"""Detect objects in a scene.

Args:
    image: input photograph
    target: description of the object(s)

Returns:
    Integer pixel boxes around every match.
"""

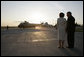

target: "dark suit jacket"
[66,16,75,33]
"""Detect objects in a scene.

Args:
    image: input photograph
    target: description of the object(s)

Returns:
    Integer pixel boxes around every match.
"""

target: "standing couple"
[57,11,75,48]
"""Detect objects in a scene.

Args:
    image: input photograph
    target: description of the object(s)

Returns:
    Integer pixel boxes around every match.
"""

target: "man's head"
[59,12,64,18]
[67,11,72,17]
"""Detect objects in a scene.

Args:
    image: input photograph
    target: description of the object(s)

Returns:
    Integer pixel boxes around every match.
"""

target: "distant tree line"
[75,22,83,27]
[54,22,83,29]
[54,22,83,27]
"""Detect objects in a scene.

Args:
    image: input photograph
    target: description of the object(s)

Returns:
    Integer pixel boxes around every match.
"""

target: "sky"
[1,1,83,26]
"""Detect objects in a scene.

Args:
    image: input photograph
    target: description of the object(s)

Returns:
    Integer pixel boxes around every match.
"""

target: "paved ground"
[1,27,83,56]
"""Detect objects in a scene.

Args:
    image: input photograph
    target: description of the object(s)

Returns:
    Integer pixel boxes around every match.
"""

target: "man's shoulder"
[71,16,75,19]
[68,16,75,21]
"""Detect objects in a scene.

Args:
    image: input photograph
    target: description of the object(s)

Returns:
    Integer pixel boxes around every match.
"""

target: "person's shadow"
[58,47,83,56]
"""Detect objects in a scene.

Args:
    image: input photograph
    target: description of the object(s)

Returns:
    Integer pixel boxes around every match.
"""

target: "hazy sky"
[1,1,83,26]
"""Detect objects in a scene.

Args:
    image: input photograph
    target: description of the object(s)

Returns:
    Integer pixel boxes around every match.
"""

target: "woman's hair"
[59,12,64,17]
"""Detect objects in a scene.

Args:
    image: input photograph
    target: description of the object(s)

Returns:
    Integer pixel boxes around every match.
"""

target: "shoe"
[61,47,64,48]
[58,46,61,48]
[66,46,74,48]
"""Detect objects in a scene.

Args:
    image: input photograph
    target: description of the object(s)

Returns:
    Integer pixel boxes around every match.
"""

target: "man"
[7,25,9,30]
[66,11,75,48]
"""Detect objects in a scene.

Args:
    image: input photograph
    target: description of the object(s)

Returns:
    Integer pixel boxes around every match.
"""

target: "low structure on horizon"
[18,21,41,28]
[18,21,54,28]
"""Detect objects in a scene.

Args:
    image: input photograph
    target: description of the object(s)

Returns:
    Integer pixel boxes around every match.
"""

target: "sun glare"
[31,12,42,19]
[30,11,44,23]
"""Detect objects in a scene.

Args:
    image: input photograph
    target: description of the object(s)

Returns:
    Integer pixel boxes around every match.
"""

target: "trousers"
[67,32,75,47]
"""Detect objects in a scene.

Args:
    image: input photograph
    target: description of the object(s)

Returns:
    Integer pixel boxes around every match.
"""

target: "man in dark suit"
[66,11,76,48]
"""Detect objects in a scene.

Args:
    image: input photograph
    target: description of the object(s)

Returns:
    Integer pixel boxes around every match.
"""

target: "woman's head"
[59,12,65,18]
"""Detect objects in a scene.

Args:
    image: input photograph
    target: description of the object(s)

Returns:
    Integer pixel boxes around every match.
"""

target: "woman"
[57,12,66,48]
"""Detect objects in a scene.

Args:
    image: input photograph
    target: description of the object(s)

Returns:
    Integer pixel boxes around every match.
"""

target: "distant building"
[18,21,41,28]
[41,22,53,27]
